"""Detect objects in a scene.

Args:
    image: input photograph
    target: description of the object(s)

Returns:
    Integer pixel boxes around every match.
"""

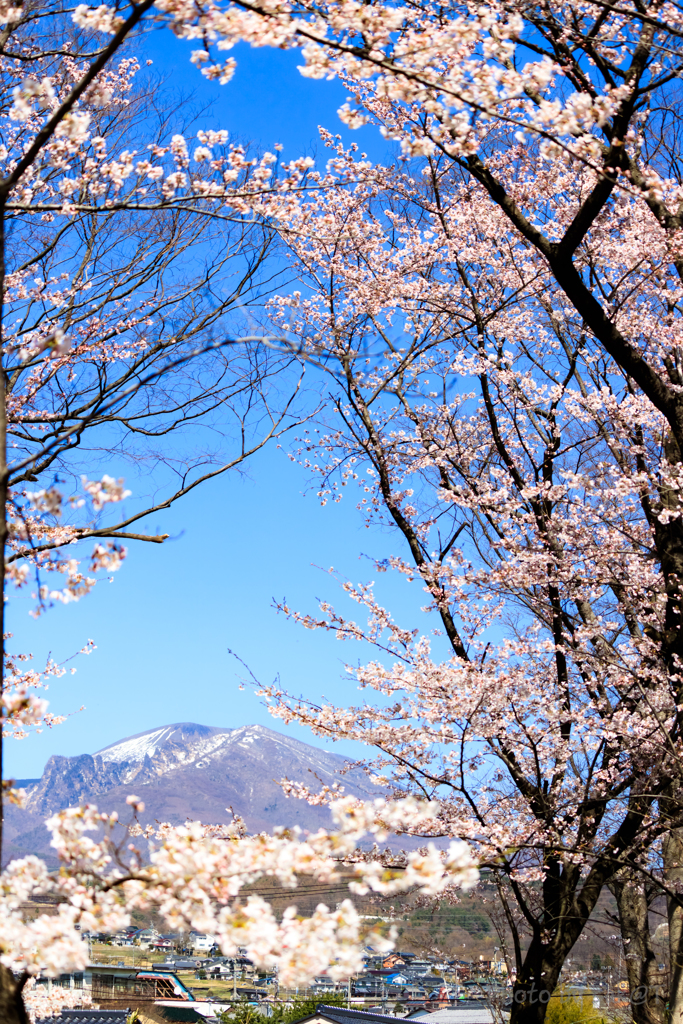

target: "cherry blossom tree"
[24,0,676,1019]
[0,7,481,1022]
[220,134,683,1024]
[140,1,683,1020]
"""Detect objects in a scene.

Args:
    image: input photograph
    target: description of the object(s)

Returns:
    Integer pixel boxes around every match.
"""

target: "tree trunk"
[0,967,29,1024]
[610,873,667,1024]
[508,951,560,1024]
[665,829,683,1024]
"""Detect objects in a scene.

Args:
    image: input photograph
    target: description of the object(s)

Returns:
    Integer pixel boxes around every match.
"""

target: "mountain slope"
[6,722,380,862]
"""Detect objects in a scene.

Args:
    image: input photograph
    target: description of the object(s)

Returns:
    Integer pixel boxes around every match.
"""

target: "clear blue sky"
[6,32,419,780]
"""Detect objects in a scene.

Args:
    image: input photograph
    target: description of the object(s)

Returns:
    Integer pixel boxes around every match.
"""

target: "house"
[420,977,445,991]
[133,927,159,948]
[311,977,338,994]
[450,963,471,981]
[382,955,407,969]
[189,932,217,952]
[352,979,384,997]
[34,963,222,1021]
[385,974,409,986]
[34,964,192,1002]
[404,961,435,975]
[401,985,426,999]
[207,963,232,977]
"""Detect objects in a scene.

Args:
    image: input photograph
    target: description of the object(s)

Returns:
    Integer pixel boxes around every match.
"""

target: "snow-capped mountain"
[97,722,233,768]
[6,722,380,863]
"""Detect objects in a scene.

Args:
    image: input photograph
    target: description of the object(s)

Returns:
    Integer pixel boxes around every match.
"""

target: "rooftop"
[406,1009,496,1024]
[35,1012,130,1024]
[308,1004,404,1024]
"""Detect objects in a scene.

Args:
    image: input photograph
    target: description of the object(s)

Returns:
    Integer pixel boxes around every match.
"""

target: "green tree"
[545,990,606,1024]
[221,993,349,1024]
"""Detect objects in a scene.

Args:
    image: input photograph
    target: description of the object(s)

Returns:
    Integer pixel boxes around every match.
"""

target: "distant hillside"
[4,722,382,864]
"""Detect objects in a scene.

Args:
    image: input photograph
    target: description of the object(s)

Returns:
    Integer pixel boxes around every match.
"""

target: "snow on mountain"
[96,722,234,771]
[95,722,360,784]
[96,725,197,763]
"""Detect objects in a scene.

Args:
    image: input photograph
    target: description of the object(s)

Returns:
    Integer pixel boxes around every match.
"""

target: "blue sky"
[144,30,390,164]
[6,33,417,780]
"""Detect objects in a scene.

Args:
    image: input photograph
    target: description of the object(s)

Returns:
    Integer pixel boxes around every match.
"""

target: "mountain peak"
[96,722,231,764]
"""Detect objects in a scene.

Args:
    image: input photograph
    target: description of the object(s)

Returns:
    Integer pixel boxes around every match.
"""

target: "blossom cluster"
[0,797,478,991]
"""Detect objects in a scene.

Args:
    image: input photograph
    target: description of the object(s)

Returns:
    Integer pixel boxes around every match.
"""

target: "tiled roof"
[36,1012,130,1024]
[406,1009,496,1024]
[293,1001,502,1024]
[314,1005,403,1024]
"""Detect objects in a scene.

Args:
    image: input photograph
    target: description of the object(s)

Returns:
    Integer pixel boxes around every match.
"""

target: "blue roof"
[137,968,195,1000]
